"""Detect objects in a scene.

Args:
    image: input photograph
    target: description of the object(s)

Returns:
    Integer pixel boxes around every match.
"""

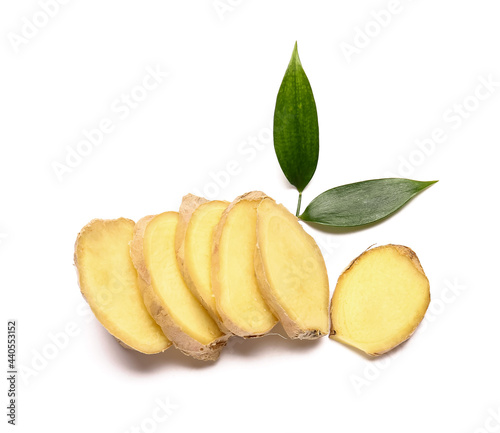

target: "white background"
[1,1,500,432]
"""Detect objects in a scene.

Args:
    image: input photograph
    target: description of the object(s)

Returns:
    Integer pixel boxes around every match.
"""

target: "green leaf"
[274,42,319,193]
[300,178,437,227]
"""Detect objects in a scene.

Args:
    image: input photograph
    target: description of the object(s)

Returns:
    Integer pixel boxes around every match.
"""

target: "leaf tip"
[291,41,300,64]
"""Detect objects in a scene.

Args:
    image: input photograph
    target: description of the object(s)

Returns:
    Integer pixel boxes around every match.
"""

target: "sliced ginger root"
[212,192,278,337]
[131,212,227,361]
[330,244,430,356]
[255,198,329,339]
[175,195,229,330]
[74,218,171,354]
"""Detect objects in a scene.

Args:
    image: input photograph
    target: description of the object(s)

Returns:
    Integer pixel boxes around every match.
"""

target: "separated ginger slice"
[255,198,329,339]
[74,218,171,354]
[330,244,430,356]
[175,195,229,329]
[212,192,278,337]
[131,212,227,361]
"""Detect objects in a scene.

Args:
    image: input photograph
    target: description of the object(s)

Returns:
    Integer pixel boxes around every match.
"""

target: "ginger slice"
[74,218,171,354]
[212,192,278,337]
[175,195,230,330]
[131,212,227,361]
[255,198,329,339]
[330,244,430,356]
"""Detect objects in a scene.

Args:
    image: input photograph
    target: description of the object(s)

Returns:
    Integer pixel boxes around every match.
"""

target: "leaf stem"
[296,192,302,217]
